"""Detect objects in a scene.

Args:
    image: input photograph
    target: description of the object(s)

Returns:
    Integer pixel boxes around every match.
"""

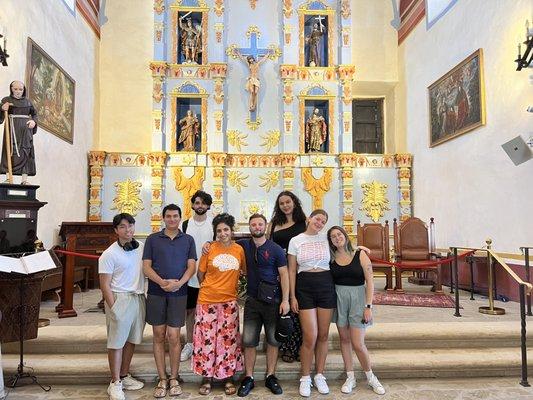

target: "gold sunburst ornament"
[259,171,280,192]
[227,130,248,151]
[111,179,144,216]
[228,170,249,192]
[360,181,390,222]
[260,130,281,151]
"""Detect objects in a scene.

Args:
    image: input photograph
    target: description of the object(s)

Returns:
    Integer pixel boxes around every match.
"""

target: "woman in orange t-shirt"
[192,213,246,396]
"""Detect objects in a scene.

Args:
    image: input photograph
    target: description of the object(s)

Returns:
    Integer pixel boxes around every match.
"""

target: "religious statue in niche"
[178,109,200,151]
[179,13,202,64]
[0,81,38,184]
[234,49,273,112]
[305,15,327,67]
[305,108,327,152]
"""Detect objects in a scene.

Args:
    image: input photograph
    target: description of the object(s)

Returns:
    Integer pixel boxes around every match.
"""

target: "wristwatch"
[365,304,373,309]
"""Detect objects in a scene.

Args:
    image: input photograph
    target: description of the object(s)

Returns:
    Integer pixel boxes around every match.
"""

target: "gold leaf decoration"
[111,179,144,216]
[228,170,249,192]
[173,167,205,220]
[259,171,280,193]
[246,117,262,130]
[260,130,281,151]
[359,181,390,222]
[227,130,248,151]
[267,45,282,60]
[301,168,332,209]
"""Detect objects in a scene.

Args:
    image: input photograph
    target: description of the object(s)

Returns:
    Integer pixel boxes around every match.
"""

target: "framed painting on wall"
[26,38,76,144]
[428,49,485,148]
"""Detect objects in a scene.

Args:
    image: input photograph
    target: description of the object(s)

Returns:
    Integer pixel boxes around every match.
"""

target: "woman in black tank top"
[268,191,306,363]
[327,226,385,395]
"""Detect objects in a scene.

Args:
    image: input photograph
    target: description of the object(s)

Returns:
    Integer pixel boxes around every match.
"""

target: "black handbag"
[257,280,280,304]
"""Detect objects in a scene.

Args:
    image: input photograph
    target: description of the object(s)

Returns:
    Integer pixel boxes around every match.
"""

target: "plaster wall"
[398,0,533,252]
[0,0,98,247]
[98,0,153,152]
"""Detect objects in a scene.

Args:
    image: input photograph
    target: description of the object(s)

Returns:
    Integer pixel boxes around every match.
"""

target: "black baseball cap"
[275,313,294,343]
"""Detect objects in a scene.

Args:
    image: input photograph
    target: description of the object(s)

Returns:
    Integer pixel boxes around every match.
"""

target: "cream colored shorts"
[105,292,146,349]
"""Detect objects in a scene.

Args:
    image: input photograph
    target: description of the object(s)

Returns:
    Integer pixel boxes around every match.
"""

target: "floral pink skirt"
[192,300,243,379]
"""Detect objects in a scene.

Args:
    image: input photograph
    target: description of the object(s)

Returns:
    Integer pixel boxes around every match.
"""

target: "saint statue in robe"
[234,50,272,112]
[305,22,324,67]
[0,81,38,184]
[305,108,327,152]
[178,110,199,151]
[180,17,201,64]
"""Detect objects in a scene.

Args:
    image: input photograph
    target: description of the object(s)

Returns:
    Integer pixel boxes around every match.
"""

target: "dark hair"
[162,203,181,218]
[112,213,135,229]
[270,191,306,228]
[10,81,27,98]
[327,225,354,255]
[212,213,235,234]
[249,213,267,224]
[190,190,213,207]
[309,209,328,220]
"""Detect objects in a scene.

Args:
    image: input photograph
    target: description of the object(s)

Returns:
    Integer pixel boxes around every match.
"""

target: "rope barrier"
[369,250,476,268]
[54,249,100,260]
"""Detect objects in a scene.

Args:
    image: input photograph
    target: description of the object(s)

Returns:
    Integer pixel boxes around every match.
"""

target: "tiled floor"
[3,377,533,399]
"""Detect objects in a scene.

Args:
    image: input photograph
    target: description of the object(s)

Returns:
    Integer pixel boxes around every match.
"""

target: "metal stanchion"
[479,239,505,315]
[524,248,532,316]
[519,284,530,387]
[467,255,475,300]
[453,248,461,317]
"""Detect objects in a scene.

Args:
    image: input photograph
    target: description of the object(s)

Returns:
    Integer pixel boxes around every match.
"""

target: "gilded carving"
[283,112,293,134]
[341,27,351,47]
[150,61,168,76]
[242,201,266,222]
[154,0,164,14]
[111,179,144,216]
[227,170,249,192]
[260,130,281,152]
[311,156,324,167]
[154,22,164,42]
[283,25,292,45]
[173,167,205,220]
[214,23,224,43]
[341,0,351,19]
[280,65,297,80]
[209,63,228,78]
[249,0,257,9]
[283,0,293,18]
[342,81,351,105]
[283,80,293,104]
[214,79,224,104]
[338,65,356,81]
[214,110,224,133]
[259,171,280,193]
[360,181,390,223]
[153,77,164,103]
[214,0,224,16]
[343,112,352,134]
[301,168,333,209]
[227,130,249,152]
[246,117,262,131]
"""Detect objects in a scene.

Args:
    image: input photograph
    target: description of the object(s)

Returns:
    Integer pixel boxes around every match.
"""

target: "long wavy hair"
[327,225,355,256]
[270,191,306,229]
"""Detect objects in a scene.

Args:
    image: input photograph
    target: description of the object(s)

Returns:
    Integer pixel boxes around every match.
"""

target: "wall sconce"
[0,26,8,67]
[515,20,532,71]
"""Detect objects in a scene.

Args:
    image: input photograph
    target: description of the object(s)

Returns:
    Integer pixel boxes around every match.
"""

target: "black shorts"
[296,271,336,310]
[186,286,199,310]
[242,296,279,348]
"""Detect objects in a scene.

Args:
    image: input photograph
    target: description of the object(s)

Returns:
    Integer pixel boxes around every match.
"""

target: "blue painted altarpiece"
[88,0,413,239]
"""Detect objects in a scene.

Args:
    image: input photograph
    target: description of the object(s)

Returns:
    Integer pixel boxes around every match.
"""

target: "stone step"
[2,348,532,385]
[2,321,530,354]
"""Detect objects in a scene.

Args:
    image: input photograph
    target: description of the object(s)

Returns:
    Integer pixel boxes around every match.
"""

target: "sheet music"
[0,255,19,273]
[20,251,57,274]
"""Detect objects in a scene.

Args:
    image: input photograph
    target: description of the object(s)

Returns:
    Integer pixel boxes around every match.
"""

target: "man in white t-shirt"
[99,213,146,400]
[179,190,214,362]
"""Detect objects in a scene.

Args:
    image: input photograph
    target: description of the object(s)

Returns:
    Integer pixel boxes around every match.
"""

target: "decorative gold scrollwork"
[228,170,249,192]
[259,171,280,193]
[173,167,205,220]
[359,181,391,222]
[301,168,332,209]
[111,179,144,216]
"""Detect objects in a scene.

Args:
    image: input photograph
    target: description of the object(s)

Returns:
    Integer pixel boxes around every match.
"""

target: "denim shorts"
[242,296,280,347]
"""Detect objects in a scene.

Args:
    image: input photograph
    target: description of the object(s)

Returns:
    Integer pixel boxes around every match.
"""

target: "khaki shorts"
[105,292,146,349]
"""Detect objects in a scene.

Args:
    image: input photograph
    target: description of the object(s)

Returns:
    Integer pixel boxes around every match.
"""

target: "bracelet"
[365,304,373,309]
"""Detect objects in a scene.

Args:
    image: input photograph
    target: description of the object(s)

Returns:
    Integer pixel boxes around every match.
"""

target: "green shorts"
[333,284,372,329]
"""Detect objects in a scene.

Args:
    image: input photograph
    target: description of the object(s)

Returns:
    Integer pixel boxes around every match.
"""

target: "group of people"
[98,190,385,400]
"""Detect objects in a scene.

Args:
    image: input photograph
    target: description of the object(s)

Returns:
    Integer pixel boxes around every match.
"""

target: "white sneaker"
[341,376,356,394]
[368,374,385,395]
[313,373,329,394]
[180,342,193,361]
[107,380,125,400]
[121,373,144,390]
[299,376,312,397]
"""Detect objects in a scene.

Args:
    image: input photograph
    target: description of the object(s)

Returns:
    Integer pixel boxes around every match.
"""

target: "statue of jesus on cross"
[233,50,272,112]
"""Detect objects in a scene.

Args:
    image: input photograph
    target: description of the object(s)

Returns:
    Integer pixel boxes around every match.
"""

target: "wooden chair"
[356,220,393,291]
[393,217,442,293]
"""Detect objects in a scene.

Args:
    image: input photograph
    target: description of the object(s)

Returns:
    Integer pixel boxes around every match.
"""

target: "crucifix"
[231,31,273,119]
[315,15,325,31]
[306,15,326,67]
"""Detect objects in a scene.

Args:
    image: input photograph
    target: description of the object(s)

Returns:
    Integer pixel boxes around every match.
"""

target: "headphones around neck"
[118,238,139,252]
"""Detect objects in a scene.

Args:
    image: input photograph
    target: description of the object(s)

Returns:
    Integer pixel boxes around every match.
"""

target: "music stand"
[0,252,51,392]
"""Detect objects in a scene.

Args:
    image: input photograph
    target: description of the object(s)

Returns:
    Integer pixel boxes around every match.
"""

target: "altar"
[88,0,413,236]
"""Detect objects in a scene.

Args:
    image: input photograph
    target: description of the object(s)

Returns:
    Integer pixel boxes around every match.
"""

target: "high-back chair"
[356,220,393,291]
[393,217,442,293]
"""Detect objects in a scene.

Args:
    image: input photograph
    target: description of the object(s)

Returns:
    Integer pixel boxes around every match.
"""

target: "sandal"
[154,378,168,398]
[281,353,295,363]
[198,379,212,396]
[224,380,237,396]
[169,377,182,396]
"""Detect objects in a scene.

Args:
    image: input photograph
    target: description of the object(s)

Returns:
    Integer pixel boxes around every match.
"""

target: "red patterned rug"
[373,292,459,308]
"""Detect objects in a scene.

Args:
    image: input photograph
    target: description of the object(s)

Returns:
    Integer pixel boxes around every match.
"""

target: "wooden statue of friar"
[0,81,38,185]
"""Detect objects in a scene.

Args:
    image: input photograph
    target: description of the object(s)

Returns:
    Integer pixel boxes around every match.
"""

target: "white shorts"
[105,292,146,349]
